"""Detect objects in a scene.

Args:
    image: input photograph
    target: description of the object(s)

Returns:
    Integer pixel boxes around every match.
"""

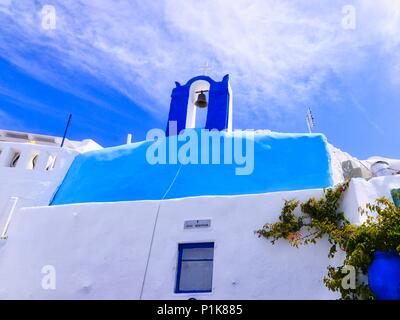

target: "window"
[391,189,400,208]
[175,242,214,294]
[45,154,57,171]
[27,153,39,170]
[8,151,21,167]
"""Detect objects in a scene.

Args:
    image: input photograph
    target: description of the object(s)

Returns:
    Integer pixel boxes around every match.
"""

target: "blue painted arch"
[166,75,231,136]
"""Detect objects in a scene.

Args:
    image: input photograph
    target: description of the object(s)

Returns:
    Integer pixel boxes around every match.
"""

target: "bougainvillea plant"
[256,182,400,300]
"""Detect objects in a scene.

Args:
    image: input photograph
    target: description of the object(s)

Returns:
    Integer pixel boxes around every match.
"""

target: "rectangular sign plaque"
[184,219,211,230]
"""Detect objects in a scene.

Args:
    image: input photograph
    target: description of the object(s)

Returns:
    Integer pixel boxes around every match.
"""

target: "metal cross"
[199,61,212,76]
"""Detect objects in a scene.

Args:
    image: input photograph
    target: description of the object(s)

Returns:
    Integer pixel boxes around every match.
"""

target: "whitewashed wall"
[327,143,368,185]
[0,171,398,299]
[142,190,344,300]
[341,175,400,224]
[0,188,344,300]
[0,142,79,231]
[0,201,160,299]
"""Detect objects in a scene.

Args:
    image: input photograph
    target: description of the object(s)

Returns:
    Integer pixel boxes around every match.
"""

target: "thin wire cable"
[355,159,374,175]
[139,164,183,299]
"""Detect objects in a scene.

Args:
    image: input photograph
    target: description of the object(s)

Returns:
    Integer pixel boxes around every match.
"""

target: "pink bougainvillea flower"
[297,232,302,238]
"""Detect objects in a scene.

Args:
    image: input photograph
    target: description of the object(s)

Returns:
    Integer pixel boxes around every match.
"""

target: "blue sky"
[0,0,399,159]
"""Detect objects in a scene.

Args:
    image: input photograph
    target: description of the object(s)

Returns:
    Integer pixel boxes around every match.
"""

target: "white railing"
[0,197,18,240]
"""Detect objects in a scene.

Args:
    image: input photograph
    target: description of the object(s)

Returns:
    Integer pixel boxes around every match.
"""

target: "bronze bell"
[195,91,208,108]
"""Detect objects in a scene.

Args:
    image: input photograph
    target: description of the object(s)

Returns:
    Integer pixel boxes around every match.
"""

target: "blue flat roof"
[51,130,333,205]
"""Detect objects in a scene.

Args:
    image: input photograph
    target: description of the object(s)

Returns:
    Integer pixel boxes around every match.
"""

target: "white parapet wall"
[341,174,400,225]
[0,141,79,230]
[0,131,102,236]
[327,143,372,185]
[0,188,348,300]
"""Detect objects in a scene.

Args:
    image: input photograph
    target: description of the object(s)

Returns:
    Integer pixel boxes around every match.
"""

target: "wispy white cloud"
[0,0,400,127]
[0,109,23,130]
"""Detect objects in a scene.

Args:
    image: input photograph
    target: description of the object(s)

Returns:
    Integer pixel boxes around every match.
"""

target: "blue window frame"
[391,189,400,207]
[175,242,214,294]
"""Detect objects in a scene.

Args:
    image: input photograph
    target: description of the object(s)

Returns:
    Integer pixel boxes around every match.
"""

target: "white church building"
[0,75,399,299]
